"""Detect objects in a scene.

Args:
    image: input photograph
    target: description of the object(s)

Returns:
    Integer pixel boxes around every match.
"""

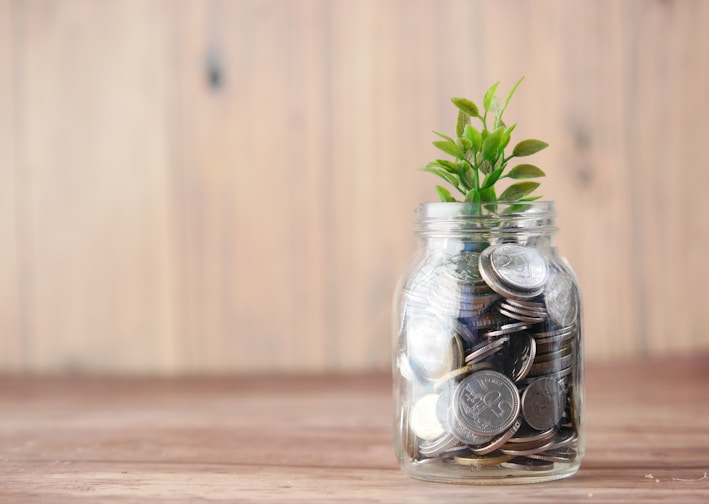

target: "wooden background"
[1,0,708,374]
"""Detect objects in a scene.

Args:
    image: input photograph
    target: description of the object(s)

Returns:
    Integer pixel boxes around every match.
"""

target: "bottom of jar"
[400,459,581,485]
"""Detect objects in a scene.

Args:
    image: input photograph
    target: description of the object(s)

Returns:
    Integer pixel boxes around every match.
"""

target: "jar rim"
[416,201,555,217]
[415,201,557,237]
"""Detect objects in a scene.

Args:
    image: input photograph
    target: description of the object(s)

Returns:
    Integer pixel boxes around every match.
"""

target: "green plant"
[421,77,548,203]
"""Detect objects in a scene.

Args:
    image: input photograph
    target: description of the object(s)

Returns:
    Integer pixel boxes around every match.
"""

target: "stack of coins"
[401,243,581,471]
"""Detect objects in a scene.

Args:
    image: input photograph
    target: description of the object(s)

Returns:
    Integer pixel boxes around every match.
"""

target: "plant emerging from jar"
[422,77,549,205]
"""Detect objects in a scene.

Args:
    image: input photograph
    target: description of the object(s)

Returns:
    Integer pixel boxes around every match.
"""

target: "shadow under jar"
[392,202,584,484]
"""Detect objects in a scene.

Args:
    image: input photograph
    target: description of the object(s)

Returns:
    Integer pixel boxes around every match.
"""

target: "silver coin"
[498,306,547,324]
[500,437,556,456]
[528,447,578,463]
[502,457,555,471]
[470,418,523,455]
[506,298,547,313]
[544,269,578,328]
[519,365,573,385]
[521,377,566,431]
[405,315,462,381]
[500,301,548,319]
[479,248,545,300]
[507,426,557,444]
[448,410,495,446]
[419,432,464,457]
[410,393,447,441]
[446,251,483,283]
[528,354,575,375]
[465,336,510,364]
[504,332,537,382]
[453,370,521,436]
[489,244,549,291]
[483,322,530,337]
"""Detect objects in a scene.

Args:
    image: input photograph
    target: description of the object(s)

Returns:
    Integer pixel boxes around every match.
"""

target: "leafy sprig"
[421,78,548,203]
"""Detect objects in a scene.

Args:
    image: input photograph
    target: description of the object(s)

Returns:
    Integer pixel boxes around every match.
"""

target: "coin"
[503,332,536,382]
[544,268,578,328]
[489,244,549,291]
[507,425,557,444]
[470,418,522,455]
[434,361,496,393]
[446,251,483,282]
[483,322,530,338]
[406,315,462,380]
[479,248,545,300]
[528,447,577,463]
[506,298,547,313]
[521,377,566,431]
[410,393,447,441]
[498,306,546,323]
[465,336,510,364]
[448,410,495,446]
[419,432,464,458]
[502,457,555,471]
[453,370,521,436]
[454,452,514,467]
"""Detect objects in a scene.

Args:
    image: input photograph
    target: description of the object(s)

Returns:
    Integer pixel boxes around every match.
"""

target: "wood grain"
[1,356,709,502]
[2,0,709,373]
[16,0,180,372]
[0,0,23,370]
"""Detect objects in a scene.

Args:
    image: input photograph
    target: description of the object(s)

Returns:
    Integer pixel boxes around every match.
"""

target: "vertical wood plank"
[623,0,709,356]
[0,0,24,370]
[176,0,331,372]
[19,0,180,372]
[551,0,640,359]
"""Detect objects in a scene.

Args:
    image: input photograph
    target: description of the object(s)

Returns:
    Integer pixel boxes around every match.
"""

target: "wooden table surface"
[2,356,709,503]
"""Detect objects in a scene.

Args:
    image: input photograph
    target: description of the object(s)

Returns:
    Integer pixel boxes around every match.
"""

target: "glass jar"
[392,202,584,484]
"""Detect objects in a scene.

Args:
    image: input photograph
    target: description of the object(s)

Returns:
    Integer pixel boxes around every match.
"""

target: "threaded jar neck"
[415,201,558,240]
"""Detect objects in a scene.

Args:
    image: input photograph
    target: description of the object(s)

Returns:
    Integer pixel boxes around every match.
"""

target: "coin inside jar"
[452,370,521,437]
[490,244,548,291]
[405,315,462,380]
[409,393,446,441]
[521,377,566,431]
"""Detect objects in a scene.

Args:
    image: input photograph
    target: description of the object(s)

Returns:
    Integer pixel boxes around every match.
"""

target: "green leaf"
[451,97,480,118]
[433,131,455,143]
[484,82,500,112]
[520,195,543,202]
[435,185,457,202]
[433,140,465,159]
[499,181,540,201]
[482,165,506,189]
[501,77,524,118]
[512,139,549,157]
[479,159,493,176]
[464,188,481,203]
[431,159,459,174]
[456,110,469,138]
[420,165,462,191]
[460,164,475,190]
[460,137,473,151]
[500,123,517,150]
[481,128,504,162]
[507,164,546,179]
[480,186,497,202]
[464,124,482,153]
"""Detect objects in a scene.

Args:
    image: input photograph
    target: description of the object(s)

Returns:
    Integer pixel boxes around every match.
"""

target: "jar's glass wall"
[392,202,584,484]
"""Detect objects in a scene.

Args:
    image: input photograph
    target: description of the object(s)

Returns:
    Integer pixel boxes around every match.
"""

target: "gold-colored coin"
[454,452,514,467]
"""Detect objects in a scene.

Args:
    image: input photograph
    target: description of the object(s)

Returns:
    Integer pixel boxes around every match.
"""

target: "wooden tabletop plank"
[1,357,709,502]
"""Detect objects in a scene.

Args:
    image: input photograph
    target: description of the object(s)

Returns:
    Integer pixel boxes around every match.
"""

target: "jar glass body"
[392,202,584,484]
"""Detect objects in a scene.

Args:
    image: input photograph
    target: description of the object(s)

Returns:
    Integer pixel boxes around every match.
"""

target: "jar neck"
[415,202,558,249]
